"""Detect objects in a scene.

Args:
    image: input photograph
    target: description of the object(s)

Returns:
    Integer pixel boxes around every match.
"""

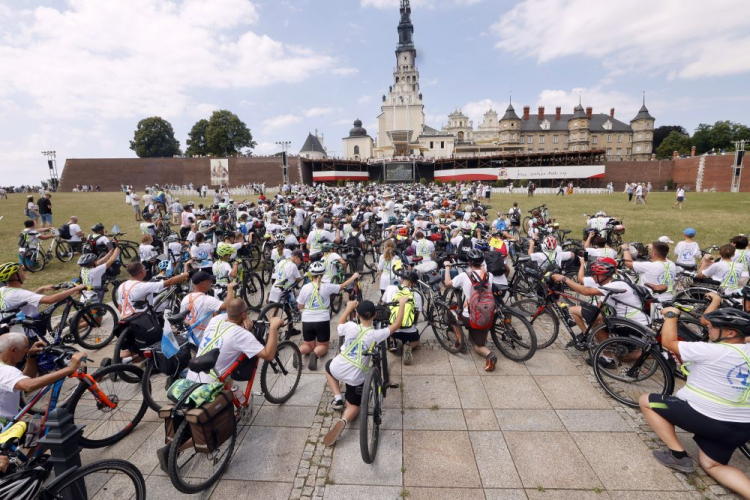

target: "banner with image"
[210,159,229,185]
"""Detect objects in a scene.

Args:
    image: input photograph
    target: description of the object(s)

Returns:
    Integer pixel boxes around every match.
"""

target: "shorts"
[40,214,52,224]
[392,330,420,343]
[648,394,750,465]
[69,241,83,253]
[677,197,685,202]
[459,315,489,347]
[133,205,140,214]
[325,360,363,406]
[303,321,330,343]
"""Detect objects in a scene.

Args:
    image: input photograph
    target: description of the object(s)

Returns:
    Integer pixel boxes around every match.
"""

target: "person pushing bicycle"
[0,262,86,319]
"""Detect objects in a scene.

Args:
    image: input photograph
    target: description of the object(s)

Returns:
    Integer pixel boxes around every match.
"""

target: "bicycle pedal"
[388,383,400,389]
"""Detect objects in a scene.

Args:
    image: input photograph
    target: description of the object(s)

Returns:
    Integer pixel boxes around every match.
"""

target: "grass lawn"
[1,190,748,291]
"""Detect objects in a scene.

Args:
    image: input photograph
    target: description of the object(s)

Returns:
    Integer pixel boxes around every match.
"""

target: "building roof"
[501,104,520,121]
[300,133,326,154]
[631,104,655,122]
[572,104,588,119]
[515,113,632,132]
[348,119,368,137]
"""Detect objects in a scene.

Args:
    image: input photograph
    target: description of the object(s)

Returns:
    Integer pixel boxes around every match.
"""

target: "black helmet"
[351,221,361,229]
[704,309,750,337]
[467,249,484,265]
[91,223,104,233]
[402,271,419,283]
[77,253,98,267]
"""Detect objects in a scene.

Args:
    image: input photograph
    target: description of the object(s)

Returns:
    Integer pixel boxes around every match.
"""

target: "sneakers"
[586,356,616,370]
[156,445,170,474]
[308,353,318,371]
[485,352,498,372]
[403,344,413,366]
[331,397,344,411]
[653,449,695,473]
[324,419,346,447]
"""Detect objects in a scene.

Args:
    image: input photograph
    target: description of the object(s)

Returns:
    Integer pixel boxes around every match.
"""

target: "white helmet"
[595,211,606,217]
[542,236,558,251]
[309,261,326,276]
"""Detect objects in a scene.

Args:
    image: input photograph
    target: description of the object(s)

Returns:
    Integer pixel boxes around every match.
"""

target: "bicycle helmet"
[158,260,170,271]
[91,223,105,233]
[588,257,617,278]
[466,249,484,265]
[595,211,606,217]
[281,225,290,232]
[275,233,285,242]
[309,261,326,276]
[704,309,750,337]
[542,236,558,251]
[475,239,490,251]
[398,227,409,237]
[166,234,180,243]
[77,253,98,267]
[0,262,21,282]
[216,243,234,258]
[322,242,336,252]
[402,270,419,283]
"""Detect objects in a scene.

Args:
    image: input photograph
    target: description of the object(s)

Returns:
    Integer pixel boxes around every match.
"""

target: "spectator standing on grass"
[170,198,182,225]
[24,196,39,221]
[131,191,141,221]
[66,216,85,254]
[37,193,52,228]
[626,183,634,202]
[673,186,686,210]
[125,190,131,205]
[634,183,645,204]
[556,181,565,196]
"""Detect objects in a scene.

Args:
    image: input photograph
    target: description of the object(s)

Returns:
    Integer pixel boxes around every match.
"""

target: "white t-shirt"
[212,261,232,283]
[385,201,395,217]
[632,261,677,301]
[139,244,158,262]
[271,247,292,265]
[587,247,618,260]
[703,260,743,292]
[732,249,750,277]
[582,277,649,326]
[676,342,750,422]
[297,282,340,322]
[378,255,402,290]
[0,363,28,420]
[68,223,83,242]
[674,241,700,267]
[270,260,301,302]
[412,239,435,261]
[677,188,685,198]
[186,315,263,383]
[117,280,165,318]
[191,243,214,269]
[322,253,343,283]
[307,229,335,255]
[0,287,44,317]
[329,322,391,386]
[382,285,423,333]
[530,249,574,271]
[180,292,224,342]
[451,270,494,318]
[80,264,107,301]
[181,212,196,228]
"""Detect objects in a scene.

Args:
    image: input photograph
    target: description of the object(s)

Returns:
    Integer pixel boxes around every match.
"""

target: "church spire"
[397,0,415,54]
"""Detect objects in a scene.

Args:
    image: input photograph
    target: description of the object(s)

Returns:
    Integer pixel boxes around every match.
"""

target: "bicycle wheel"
[592,336,673,408]
[120,243,138,262]
[522,216,532,236]
[491,309,537,361]
[43,300,73,343]
[430,301,464,354]
[248,244,262,268]
[23,249,45,272]
[71,302,118,350]
[168,416,236,494]
[48,458,146,500]
[112,330,141,383]
[55,240,74,262]
[261,340,302,404]
[740,443,750,460]
[511,299,559,349]
[66,364,148,448]
[257,303,295,341]
[363,249,377,270]
[110,279,122,308]
[360,367,382,464]
[241,272,265,311]
[261,259,273,285]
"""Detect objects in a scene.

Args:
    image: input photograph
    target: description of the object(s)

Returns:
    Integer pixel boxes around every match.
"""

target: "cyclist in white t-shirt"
[674,228,700,270]
[179,271,230,343]
[698,245,743,294]
[622,241,677,302]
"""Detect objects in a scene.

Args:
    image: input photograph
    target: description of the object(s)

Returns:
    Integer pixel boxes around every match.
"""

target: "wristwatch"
[663,311,680,319]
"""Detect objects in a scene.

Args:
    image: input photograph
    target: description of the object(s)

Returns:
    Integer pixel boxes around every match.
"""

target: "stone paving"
[76,284,750,500]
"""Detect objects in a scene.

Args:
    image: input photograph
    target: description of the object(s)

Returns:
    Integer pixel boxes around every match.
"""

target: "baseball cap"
[356,300,377,319]
[291,250,304,259]
[658,236,674,244]
[191,271,215,285]
[684,228,696,237]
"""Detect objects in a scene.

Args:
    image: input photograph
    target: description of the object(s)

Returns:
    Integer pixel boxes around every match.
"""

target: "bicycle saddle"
[131,300,148,310]
[516,255,531,263]
[188,348,220,374]
[599,286,627,295]
[167,309,190,324]
[561,230,572,235]
[426,273,442,286]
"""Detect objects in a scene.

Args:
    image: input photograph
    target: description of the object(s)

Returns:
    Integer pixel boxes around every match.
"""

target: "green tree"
[129,117,181,158]
[205,110,256,156]
[185,119,209,157]
[656,130,691,159]
[653,125,688,152]
[692,120,750,154]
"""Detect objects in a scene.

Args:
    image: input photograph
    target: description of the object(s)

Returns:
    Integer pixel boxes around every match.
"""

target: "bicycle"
[4,345,147,449]
[164,328,302,493]
[256,284,303,341]
[21,230,74,273]
[0,441,146,500]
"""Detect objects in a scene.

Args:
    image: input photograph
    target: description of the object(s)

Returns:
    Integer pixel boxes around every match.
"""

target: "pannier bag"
[186,389,235,453]
[151,334,192,378]
[127,312,162,351]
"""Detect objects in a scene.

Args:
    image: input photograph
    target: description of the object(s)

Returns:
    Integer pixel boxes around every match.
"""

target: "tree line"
[129,110,257,158]
[654,121,750,160]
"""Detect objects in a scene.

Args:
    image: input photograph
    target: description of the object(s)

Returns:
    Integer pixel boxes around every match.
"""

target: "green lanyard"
[198,319,234,380]
[660,262,674,293]
[306,282,328,311]
[721,261,740,288]
[684,343,750,408]
[340,325,374,372]
[0,288,15,311]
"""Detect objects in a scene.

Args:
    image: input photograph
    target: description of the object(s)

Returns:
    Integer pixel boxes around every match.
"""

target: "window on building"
[646,144,651,152]
[638,133,643,140]
[581,133,586,140]
[510,133,515,140]
[616,148,622,155]
[618,134,623,143]
[629,135,632,142]
[511,122,515,128]
[564,136,568,143]
[571,145,577,151]
[606,148,612,155]
[592,135,598,144]
[354,145,360,155]
[646,133,651,139]
[607,134,613,143]
[636,145,642,152]
[527,136,533,144]
[539,136,545,144]
[429,141,434,149]
[503,122,507,128]
[572,133,577,140]
[501,135,507,141]
[626,148,632,155]
[553,135,559,144]
[440,141,445,149]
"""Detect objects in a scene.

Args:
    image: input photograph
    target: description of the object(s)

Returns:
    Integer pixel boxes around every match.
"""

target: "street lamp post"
[731,140,746,193]
[276,141,291,187]
[42,151,59,191]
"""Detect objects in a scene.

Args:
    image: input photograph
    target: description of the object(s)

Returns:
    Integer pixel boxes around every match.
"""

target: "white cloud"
[461,99,505,127]
[304,107,334,118]
[332,67,359,77]
[253,141,281,156]
[491,0,750,80]
[263,114,302,131]
[536,87,641,121]
[357,95,373,105]
[361,0,482,8]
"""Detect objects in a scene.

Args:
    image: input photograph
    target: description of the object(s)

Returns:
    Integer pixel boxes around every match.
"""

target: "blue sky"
[1,0,749,184]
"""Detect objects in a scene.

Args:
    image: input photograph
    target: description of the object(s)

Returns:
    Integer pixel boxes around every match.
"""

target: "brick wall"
[601,160,673,190]
[59,157,301,192]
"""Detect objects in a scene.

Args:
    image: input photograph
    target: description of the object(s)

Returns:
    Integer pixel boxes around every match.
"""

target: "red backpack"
[467,271,495,330]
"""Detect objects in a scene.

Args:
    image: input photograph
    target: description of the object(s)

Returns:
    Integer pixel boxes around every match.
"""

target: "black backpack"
[483,251,505,276]
[141,205,151,219]
[456,237,473,260]
[509,208,521,225]
[58,223,71,240]
[346,231,362,257]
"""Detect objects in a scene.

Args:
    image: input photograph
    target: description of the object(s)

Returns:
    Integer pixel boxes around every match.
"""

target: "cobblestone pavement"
[77,282,749,500]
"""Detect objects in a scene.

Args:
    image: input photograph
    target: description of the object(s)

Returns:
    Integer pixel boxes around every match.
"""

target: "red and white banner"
[434,165,605,182]
[312,170,369,182]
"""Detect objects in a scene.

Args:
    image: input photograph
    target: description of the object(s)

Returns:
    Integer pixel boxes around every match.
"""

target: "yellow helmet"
[216,243,234,258]
[0,263,21,282]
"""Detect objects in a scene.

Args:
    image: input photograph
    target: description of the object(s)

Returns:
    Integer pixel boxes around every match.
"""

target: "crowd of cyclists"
[2,180,750,497]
